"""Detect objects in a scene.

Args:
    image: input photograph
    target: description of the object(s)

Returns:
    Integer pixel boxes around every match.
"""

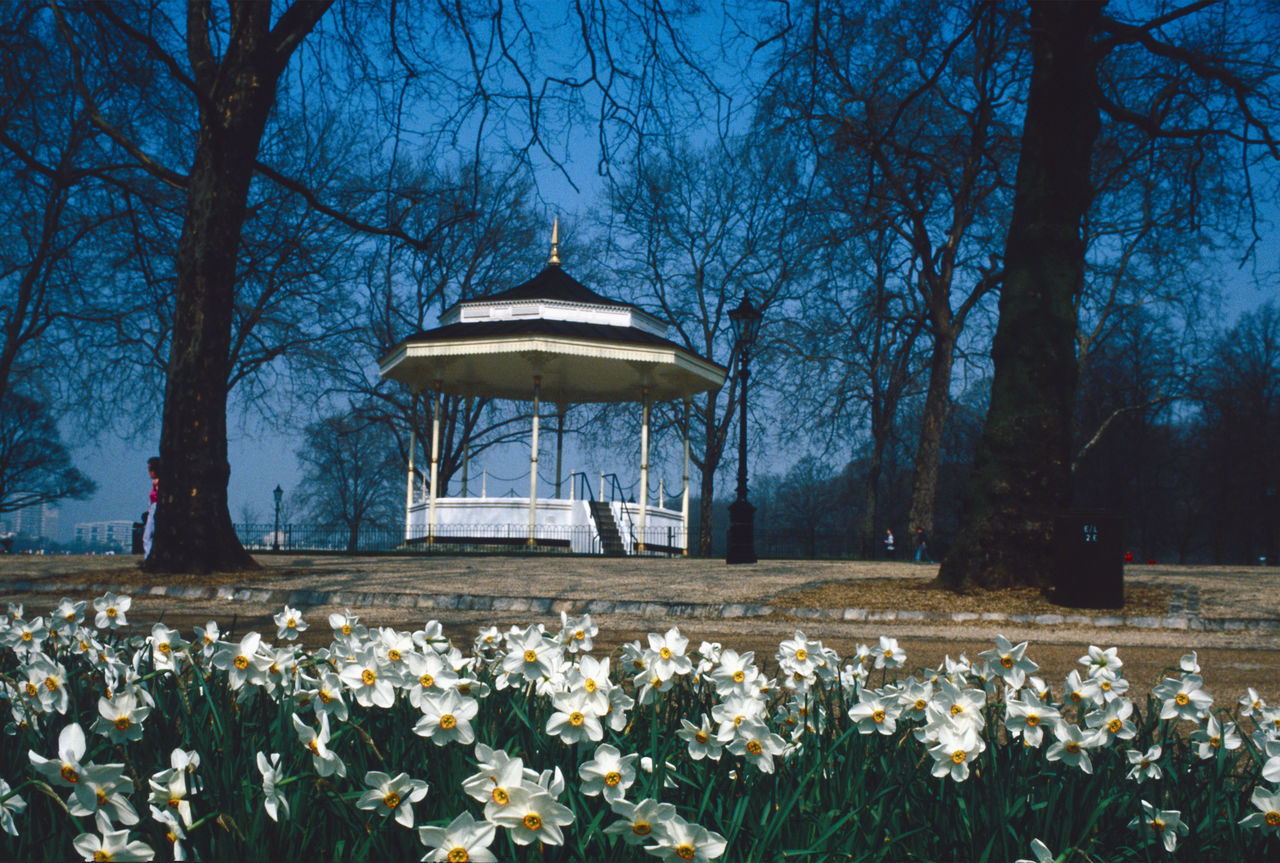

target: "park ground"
[2,554,1278,704]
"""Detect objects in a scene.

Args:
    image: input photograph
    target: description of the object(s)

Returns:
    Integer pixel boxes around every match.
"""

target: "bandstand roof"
[378,251,726,404]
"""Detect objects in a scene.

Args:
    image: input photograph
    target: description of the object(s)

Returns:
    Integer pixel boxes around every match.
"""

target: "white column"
[682,398,691,556]
[638,387,650,553]
[461,396,472,497]
[405,429,416,542]
[528,376,541,546]
[428,385,442,543]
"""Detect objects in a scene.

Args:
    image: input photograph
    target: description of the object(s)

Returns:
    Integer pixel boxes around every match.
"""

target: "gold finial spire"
[549,216,561,266]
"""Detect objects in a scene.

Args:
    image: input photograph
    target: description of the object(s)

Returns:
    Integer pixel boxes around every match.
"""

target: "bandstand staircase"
[588,501,626,557]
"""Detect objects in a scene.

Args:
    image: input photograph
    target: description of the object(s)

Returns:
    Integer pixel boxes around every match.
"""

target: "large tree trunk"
[906,324,957,538]
[144,3,331,573]
[938,0,1104,591]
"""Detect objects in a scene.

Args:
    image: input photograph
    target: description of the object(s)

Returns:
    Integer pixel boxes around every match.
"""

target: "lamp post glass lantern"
[726,295,763,564]
[272,485,283,552]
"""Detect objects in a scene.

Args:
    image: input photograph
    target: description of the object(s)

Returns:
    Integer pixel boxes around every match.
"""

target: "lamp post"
[272,485,283,552]
[726,294,763,564]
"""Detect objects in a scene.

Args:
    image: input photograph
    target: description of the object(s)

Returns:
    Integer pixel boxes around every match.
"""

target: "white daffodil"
[712,692,768,742]
[1125,745,1163,782]
[1084,697,1136,745]
[1079,645,1123,677]
[0,778,27,837]
[273,605,307,641]
[489,784,575,846]
[414,688,478,747]
[928,722,985,782]
[1045,721,1098,774]
[71,811,153,862]
[418,811,498,862]
[148,623,188,674]
[874,635,907,670]
[559,611,598,653]
[309,669,350,722]
[644,813,727,863]
[677,715,725,762]
[256,752,290,822]
[51,598,86,635]
[1128,799,1188,853]
[92,690,150,744]
[462,747,528,821]
[404,651,459,710]
[28,722,87,787]
[150,804,188,861]
[1240,687,1267,721]
[501,626,560,684]
[707,649,758,697]
[1005,692,1059,749]
[565,654,612,715]
[1062,669,1100,712]
[1191,715,1241,759]
[849,693,898,736]
[605,798,679,847]
[647,627,693,682]
[979,635,1039,689]
[356,770,429,829]
[148,766,196,827]
[23,654,69,715]
[726,717,787,774]
[211,631,268,691]
[292,712,346,778]
[191,621,220,660]
[92,593,131,631]
[1153,674,1213,722]
[1239,785,1280,837]
[339,647,397,709]
[579,743,638,803]
[547,688,604,745]
[70,764,139,825]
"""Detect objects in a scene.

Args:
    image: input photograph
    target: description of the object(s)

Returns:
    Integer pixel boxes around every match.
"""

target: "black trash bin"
[1052,510,1123,609]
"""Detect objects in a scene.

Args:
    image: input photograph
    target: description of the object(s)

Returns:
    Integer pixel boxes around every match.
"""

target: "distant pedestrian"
[884,529,895,560]
[914,527,932,564]
[142,456,160,559]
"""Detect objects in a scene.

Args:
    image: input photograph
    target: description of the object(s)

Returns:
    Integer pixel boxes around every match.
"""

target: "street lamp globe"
[272,485,283,552]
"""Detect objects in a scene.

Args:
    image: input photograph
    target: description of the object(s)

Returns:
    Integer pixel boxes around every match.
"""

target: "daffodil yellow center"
[233,655,249,670]
[114,716,131,731]
[915,699,927,711]
[169,797,181,809]
[660,647,672,660]
[524,649,538,663]
[585,678,597,692]
[286,619,297,629]
[1175,692,1190,706]
[951,750,966,764]
[569,711,584,727]
[574,629,585,640]
[1027,715,1040,726]
[872,709,886,723]
[950,704,963,717]
[388,649,401,662]
[633,821,651,836]
[308,741,320,755]
[21,632,32,642]
[523,812,542,831]
[695,731,708,744]
[492,787,508,805]
[795,648,807,661]
[1101,680,1112,691]
[65,613,76,622]
[61,765,80,783]
[1065,741,1081,754]
[96,788,109,805]
[24,682,37,697]
[93,851,111,862]
[106,607,117,618]
[384,792,400,808]
[1001,656,1014,669]
[448,849,470,863]
[158,642,171,654]
[1266,811,1280,827]
[676,844,696,861]
[1108,718,1122,733]
[341,624,352,635]
[746,739,763,755]
[732,669,745,682]
[1151,819,1165,833]
[1210,736,1221,747]
[420,674,435,688]
[440,713,457,729]
[604,771,621,786]
[1070,692,1082,703]
[318,690,332,704]
[361,668,377,686]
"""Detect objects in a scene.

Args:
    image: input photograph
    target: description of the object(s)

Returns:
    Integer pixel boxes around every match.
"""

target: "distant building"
[3,503,59,540]
[74,520,134,553]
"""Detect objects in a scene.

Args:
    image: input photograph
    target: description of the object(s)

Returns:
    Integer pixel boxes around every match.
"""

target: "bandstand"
[378,222,726,554]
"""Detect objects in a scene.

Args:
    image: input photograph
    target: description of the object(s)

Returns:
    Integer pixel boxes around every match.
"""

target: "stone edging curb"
[8,579,1280,633]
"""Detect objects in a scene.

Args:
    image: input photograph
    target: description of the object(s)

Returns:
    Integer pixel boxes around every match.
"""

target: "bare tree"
[0,391,95,515]
[296,408,401,551]
[941,0,1280,590]
[606,135,814,554]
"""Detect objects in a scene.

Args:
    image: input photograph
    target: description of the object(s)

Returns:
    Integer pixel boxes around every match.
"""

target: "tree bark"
[906,324,957,538]
[939,0,1104,591]
[144,2,332,574]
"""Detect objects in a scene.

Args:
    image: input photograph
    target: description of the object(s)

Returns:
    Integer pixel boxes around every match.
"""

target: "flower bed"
[1,592,1278,861]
